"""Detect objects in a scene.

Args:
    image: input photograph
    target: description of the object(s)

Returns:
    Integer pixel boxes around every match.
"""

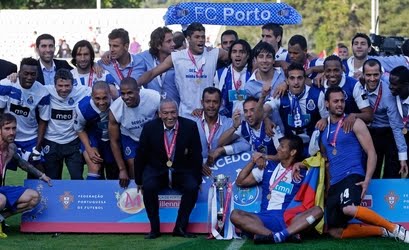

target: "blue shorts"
[8,138,43,171]
[80,135,115,164]
[0,186,28,211]
[121,135,139,160]
[254,210,286,233]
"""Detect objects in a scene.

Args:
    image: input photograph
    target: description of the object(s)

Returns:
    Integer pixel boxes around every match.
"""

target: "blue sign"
[21,152,258,233]
[164,2,302,26]
[21,152,409,233]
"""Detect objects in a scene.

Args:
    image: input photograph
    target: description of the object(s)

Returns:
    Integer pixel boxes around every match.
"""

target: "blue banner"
[164,2,302,26]
[21,151,409,233]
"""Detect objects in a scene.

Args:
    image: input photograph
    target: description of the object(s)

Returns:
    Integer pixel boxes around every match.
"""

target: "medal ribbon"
[395,96,409,129]
[248,122,266,152]
[372,83,383,113]
[187,49,205,78]
[202,119,220,150]
[327,116,345,148]
[113,61,133,81]
[88,69,94,87]
[231,66,242,91]
[164,122,179,162]
[269,165,293,192]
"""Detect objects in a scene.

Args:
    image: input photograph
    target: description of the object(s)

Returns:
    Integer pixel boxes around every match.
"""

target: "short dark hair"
[71,40,95,67]
[20,57,38,69]
[287,63,305,76]
[243,96,259,107]
[120,77,139,90]
[253,42,276,59]
[338,43,348,50]
[325,86,344,101]
[288,35,307,50]
[401,39,409,57]
[323,55,343,69]
[92,81,111,94]
[229,39,252,69]
[36,33,55,48]
[0,113,16,128]
[221,29,238,42]
[280,134,304,163]
[261,23,283,47]
[390,66,409,86]
[149,26,173,57]
[202,87,221,102]
[54,68,74,84]
[185,22,205,37]
[173,31,186,50]
[363,58,382,74]
[352,33,371,47]
[108,28,130,45]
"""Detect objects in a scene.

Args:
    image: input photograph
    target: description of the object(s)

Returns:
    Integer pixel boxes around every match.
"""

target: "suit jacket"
[36,59,73,85]
[135,117,202,185]
[0,59,17,80]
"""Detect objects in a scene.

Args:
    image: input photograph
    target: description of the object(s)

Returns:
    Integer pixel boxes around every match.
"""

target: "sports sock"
[341,224,382,238]
[354,206,396,232]
[86,173,100,180]
[273,229,289,243]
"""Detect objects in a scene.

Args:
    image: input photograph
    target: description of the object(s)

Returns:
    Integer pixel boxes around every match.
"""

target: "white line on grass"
[226,239,246,250]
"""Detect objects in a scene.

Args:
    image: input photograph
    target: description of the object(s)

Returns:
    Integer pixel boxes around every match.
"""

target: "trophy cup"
[214,174,229,233]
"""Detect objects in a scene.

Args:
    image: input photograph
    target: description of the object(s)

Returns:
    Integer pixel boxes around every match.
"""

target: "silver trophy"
[214,174,229,232]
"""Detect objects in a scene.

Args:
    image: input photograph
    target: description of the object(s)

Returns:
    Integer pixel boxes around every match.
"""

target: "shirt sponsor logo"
[10,103,30,117]
[51,109,73,120]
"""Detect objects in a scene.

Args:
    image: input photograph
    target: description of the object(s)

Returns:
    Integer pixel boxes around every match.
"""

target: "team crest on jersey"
[27,95,34,105]
[68,98,74,105]
[306,99,316,111]
[43,145,50,154]
[125,146,132,156]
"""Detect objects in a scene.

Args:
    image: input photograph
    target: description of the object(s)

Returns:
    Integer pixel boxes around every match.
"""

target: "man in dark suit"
[35,34,72,85]
[0,59,17,80]
[135,99,202,239]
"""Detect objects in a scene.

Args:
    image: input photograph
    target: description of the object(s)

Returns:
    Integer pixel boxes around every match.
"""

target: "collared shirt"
[98,54,144,84]
[194,113,250,162]
[40,60,56,85]
[367,80,407,160]
[244,68,286,99]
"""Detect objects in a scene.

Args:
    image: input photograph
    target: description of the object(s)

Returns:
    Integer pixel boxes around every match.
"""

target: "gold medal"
[332,148,337,155]
[266,194,271,200]
[237,95,244,101]
[166,160,173,167]
[195,78,202,84]
[403,128,407,135]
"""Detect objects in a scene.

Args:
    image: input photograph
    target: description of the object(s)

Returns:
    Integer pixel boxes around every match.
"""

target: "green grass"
[2,170,408,249]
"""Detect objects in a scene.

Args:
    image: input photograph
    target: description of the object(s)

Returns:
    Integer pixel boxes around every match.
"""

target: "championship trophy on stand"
[214,174,229,234]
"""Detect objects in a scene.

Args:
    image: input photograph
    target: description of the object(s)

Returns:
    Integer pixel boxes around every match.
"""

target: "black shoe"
[172,227,197,238]
[144,231,161,239]
[253,234,275,245]
[288,233,302,243]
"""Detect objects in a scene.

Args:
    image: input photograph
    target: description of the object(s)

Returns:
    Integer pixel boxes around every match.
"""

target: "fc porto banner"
[164,2,302,26]
[21,152,260,233]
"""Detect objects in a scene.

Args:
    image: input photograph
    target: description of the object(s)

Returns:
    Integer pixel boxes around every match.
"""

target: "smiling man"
[260,63,327,154]
[0,57,50,179]
[135,99,202,239]
[35,34,72,85]
[74,81,119,180]
[136,22,229,117]
[42,69,90,180]
[108,77,160,188]
[363,59,408,178]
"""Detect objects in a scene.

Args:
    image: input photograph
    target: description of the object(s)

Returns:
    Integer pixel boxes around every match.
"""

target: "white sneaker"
[382,227,394,238]
[393,225,409,243]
